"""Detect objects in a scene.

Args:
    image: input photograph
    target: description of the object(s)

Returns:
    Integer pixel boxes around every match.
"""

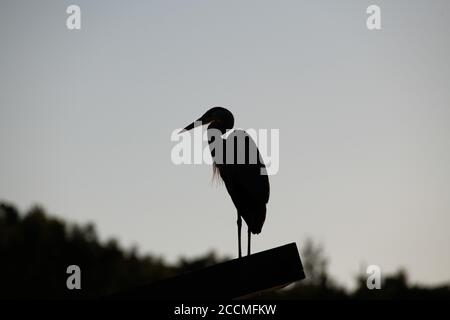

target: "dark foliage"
[0,201,449,299]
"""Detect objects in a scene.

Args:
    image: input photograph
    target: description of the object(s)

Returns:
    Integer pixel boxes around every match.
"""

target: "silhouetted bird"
[180,107,270,258]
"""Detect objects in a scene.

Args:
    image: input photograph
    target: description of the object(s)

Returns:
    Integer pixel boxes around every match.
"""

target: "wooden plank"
[107,242,305,300]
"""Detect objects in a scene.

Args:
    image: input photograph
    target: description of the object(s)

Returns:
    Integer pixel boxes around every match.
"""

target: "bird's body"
[180,107,270,257]
[213,129,269,235]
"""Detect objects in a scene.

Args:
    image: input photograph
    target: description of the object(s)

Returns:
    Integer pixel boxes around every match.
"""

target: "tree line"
[0,202,448,299]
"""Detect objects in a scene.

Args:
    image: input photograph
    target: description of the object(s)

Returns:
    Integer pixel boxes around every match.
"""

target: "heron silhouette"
[180,107,270,258]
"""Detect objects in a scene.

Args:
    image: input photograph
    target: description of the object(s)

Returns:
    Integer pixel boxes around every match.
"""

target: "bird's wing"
[220,130,270,205]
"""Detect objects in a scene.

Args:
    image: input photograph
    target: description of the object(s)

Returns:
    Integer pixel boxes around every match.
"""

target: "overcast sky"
[1,0,449,288]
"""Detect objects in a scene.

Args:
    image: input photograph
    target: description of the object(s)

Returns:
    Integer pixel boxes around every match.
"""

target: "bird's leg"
[247,227,251,256]
[237,213,242,258]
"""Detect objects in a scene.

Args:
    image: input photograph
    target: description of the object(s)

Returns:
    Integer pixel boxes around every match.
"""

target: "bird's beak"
[178,114,211,134]
[178,121,198,134]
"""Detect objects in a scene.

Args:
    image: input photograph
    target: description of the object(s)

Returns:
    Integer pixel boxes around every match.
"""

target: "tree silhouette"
[1,201,449,299]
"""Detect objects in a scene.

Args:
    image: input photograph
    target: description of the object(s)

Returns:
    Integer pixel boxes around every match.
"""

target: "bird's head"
[179,107,234,135]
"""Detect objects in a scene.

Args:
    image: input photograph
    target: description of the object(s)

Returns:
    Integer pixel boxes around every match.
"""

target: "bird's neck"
[206,127,227,165]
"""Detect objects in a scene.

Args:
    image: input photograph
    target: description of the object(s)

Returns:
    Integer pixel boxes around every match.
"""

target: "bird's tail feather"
[244,205,266,235]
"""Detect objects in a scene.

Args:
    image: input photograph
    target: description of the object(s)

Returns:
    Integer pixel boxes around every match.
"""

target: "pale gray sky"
[1,0,449,288]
